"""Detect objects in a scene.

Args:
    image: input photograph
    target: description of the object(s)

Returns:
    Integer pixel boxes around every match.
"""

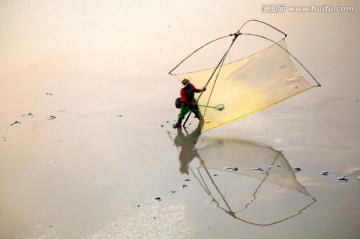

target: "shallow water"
[1,1,360,238]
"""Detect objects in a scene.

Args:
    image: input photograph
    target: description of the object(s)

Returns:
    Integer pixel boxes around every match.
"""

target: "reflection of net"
[175,40,314,131]
[193,136,316,226]
[197,137,310,196]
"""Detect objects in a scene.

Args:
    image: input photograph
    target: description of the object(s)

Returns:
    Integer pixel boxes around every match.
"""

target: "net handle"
[198,104,225,111]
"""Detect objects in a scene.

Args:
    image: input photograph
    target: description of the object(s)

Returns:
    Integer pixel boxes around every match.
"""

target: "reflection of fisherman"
[173,79,206,128]
[174,124,202,174]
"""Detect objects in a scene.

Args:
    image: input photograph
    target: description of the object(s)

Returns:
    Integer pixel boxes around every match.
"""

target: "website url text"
[262,4,354,13]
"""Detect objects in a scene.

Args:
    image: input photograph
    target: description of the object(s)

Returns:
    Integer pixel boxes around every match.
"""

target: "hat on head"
[181,79,190,87]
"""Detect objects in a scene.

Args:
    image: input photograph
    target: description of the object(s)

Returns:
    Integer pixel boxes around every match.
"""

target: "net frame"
[169,20,320,131]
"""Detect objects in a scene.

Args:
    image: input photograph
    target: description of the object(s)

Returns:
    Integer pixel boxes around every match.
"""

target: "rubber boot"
[173,119,182,129]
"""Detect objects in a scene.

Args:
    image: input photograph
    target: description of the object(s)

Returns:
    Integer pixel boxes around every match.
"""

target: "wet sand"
[1,1,359,238]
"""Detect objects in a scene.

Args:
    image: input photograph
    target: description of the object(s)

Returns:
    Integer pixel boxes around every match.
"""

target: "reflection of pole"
[197,155,234,213]
[238,150,283,213]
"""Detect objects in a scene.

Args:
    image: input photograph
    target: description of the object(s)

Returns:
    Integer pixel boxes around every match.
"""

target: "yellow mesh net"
[175,39,314,131]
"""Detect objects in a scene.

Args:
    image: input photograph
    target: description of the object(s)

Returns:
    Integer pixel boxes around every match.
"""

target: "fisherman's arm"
[191,84,206,93]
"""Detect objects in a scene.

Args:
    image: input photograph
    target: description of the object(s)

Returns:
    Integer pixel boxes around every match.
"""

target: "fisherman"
[173,79,206,128]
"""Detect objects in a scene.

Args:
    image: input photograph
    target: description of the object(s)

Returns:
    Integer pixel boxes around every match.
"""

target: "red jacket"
[180,83,202,104]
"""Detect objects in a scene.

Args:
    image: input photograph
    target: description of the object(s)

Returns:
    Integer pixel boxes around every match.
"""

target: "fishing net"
[174,39,315,131]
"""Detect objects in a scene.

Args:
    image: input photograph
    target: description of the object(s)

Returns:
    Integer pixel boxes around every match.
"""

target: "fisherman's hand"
[202,87,206,91]
[189,102,197,107]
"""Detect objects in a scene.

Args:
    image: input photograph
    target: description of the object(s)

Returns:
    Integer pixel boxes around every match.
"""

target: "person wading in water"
[173,79,206,128]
